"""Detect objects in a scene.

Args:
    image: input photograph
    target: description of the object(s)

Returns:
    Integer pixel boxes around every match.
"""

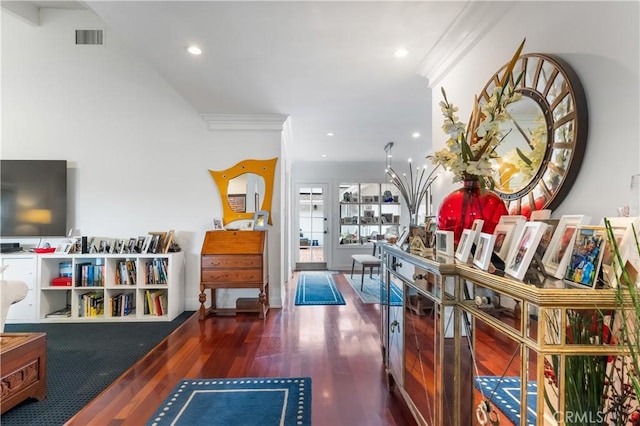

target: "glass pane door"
[296,185,327,269]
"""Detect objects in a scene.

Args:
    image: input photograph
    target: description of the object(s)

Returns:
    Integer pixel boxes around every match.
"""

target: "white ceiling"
[8,1,513,163]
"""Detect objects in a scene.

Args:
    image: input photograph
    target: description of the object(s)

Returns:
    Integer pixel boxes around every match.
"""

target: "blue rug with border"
[474,376,537,426]
[295,271,345,305]
[147,377,311,426]
[344,274,402,305]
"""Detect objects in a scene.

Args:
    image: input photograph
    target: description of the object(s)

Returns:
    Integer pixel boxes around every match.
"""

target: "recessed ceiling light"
[187,46,202,55]
[412,132,420,138]
[321,154,327,158]
[394,48,409,58]
[326,132,334,137]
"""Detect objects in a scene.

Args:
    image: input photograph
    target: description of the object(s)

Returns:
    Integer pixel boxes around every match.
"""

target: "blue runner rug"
[147,377,312,426]
[474,376,537,426]
[344,274,402,305]
[295,271,346,305]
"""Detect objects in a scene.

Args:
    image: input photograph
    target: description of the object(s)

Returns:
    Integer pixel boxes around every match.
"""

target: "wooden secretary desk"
[199,230,269,319]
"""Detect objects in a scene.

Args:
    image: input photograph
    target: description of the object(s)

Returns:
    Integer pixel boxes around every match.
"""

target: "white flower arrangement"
[431,39,526,190]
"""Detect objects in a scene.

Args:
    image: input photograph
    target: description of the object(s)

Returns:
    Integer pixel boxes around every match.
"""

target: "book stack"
[144,289,167,316]
[110,292,134,316]
[79,292,104,317]
[145,258,168,284]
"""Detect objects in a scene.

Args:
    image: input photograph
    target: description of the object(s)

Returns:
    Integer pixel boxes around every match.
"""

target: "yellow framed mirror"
[209,158,278,226]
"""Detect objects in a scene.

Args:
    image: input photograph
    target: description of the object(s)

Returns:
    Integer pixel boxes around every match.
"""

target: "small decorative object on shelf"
[432,39,526,243]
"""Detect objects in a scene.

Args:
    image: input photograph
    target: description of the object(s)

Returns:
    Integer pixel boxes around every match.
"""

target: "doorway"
[295,184,328,270]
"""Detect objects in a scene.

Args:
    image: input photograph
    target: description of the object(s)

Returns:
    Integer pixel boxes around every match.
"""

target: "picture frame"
[396,227,409,248]
[473,232,497,271]
[533,219,559,260]
[55,240,73,254]
[599,216,639,287]
[149,232,167,253]
[141,235,153,254]
[470,219,484,246]
[253,210,269,230]
[505,221,547,281]
[542,214,591,279]
[455,228,476,262]
[435,230,454,257]
[563,226,607,289]
[530,209,552,221]
[228,194,246,213]
[492,224,511,259]
[163,230,175,253]
[495,215,526,263]
[213,217,224,230]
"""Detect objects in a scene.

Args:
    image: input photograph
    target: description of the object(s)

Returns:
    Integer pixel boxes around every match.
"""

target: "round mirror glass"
[491,96,547,194]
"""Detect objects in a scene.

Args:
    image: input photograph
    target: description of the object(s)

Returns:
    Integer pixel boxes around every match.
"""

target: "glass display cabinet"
[378,243,635,426]
[339,183,400,245]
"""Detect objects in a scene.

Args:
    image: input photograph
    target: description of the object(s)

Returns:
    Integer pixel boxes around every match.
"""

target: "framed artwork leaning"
[473,232,497,271]
[436,230,454,257]
[505,221,547,281]
[494,215,526,263]
[563,226,607,289]
[455,228,476,262]
[542,214,592,279]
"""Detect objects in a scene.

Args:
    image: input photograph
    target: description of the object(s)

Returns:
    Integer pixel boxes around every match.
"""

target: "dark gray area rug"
[1,311,194,426]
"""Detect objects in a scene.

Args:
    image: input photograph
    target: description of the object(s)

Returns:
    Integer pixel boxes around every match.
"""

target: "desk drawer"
[202,255,261,269]
[201,269,262,283]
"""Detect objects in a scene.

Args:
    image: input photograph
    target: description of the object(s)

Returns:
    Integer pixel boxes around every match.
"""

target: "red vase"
[437,178,508,245]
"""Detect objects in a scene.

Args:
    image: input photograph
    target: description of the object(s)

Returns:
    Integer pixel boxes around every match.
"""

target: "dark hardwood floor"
[66,272,416,426]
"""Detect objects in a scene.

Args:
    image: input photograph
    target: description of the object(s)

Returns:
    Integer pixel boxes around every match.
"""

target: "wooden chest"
[0,333,47,414]
[199,230,269,319]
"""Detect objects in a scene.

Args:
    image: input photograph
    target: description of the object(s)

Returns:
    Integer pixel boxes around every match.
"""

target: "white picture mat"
[505,221,547,280]
[542,215,592,278]
[494,215,526,262]
[599,216,640,287]
[436,230,454,257]
[455,229,476,262]
[473,232,497,271]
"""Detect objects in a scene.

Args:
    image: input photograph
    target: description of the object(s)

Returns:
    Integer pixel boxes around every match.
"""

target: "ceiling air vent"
[75,30,104,45]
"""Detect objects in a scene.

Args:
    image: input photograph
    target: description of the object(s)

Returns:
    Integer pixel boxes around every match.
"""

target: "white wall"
[429,1,640,224]
[1,9,284,311]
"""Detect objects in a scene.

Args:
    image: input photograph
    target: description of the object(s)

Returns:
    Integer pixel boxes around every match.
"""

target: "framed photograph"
[55,241,73,254]
[505,221,547,281]
[119,238,129,254]
[495,215,526,263]
[563,226,607,288]
[253,210,269,230]
[542,214,591,278]
[492,224,510,259]
[213,218,224,230]
[435,230,454,257]
[533,219,559,260]
[473,232,497,271]
[141,235,153,254]
[149,232,167,253]
[530,209,552,220]
[163,230,175,253]
[599,217,639,286]
[470,219,484,245]
[455,228,476,262]
[228,194,246,213]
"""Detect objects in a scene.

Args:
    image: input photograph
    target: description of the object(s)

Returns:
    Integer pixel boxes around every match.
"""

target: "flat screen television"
[1,160,68,238]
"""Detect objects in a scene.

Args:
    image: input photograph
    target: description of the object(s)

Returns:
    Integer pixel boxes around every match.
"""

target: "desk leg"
[198,283,207,320]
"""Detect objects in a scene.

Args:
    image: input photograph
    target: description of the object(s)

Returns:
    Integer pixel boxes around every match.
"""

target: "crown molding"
[416,1,515,89]
[1,1,40,26]
[201,113,289,131]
